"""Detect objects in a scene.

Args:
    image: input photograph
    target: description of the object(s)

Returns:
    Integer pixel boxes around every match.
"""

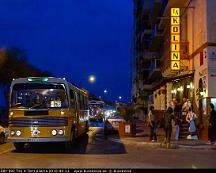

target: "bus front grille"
[24,111,49,116]
[9,117,68,127]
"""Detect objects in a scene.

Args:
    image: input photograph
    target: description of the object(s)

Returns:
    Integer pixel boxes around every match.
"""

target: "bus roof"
[10,77,88,96]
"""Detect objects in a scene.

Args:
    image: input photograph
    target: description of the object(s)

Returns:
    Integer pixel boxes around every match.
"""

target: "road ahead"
[0,126,216,169]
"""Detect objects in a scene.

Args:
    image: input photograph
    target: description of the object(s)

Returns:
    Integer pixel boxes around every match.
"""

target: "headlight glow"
[16,130,21,136]
[58,129,64,135]
[10,131,15,136]
[51,129,57,136]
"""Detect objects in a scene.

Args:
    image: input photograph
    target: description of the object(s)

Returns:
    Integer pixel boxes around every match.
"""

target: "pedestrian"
[186,107,198,140]
[148,106,157,142]
[174,115,181,140]
[163,107,174,148]
[174,99,181,140]
[182,98,191,120]
[207,103,216,144]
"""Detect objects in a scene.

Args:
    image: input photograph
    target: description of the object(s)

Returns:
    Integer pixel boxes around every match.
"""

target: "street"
[0,124,216,169]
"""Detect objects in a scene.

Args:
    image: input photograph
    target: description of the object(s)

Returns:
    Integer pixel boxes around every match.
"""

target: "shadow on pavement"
[11,128,127,155]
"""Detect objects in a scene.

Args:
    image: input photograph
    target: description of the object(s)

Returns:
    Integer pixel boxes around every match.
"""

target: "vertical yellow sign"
[171,8,180,70]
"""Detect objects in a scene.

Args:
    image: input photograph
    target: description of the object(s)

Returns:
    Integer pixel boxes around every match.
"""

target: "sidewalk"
[110,120,216,150]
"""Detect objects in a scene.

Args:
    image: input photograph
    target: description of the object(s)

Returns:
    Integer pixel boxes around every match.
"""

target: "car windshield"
[11,83,68,109]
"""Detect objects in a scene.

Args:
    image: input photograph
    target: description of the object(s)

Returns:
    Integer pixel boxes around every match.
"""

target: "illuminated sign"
[171,61,180,70]
[171,8,180,70]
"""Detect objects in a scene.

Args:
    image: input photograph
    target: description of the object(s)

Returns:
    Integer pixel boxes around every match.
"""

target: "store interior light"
[190,82,194,89]
[171,89,177,94]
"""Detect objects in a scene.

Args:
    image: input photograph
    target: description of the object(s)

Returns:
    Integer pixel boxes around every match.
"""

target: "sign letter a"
[171,8,180,16]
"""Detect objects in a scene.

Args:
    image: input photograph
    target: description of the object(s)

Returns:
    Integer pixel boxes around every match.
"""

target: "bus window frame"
[69,88,76,109]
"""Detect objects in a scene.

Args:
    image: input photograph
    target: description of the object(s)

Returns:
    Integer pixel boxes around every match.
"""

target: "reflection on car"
[104,115,125,134]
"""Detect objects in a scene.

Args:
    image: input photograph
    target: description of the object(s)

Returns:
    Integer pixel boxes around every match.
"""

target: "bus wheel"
[14,142,25,152]
[0,133,5,144]
[64,130,75,150]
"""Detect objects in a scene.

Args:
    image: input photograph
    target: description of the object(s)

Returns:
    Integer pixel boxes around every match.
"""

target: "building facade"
[132,0,216,140]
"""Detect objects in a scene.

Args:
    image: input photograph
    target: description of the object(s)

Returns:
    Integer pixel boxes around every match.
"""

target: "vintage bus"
[7,77,89,151]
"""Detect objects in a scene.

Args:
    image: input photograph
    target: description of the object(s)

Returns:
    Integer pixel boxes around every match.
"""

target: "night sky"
[0,0,134,104]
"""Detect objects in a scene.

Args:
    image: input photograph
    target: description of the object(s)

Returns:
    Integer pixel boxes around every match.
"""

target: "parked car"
[104,115,125,134]
[0,125,5,144]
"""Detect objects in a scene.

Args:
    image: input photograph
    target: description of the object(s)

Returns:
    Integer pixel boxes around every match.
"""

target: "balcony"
[150,0,163,25]
[145,51,160,59]
[148,59,162,82]
[149,24,164,51]
[143,81,162,91]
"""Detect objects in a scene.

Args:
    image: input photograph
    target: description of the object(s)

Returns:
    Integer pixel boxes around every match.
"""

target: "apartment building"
[132,0,216,139]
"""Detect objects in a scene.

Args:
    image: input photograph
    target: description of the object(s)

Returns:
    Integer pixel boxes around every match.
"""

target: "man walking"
[148,106,157,142]
[207,103,216,144]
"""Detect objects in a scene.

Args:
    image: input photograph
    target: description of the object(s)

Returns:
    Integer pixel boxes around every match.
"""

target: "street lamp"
[118,96,122,100]
[88,75,96,83]
[104,89,107,94]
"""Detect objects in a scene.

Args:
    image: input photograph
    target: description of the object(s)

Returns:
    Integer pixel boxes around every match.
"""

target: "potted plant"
[118,105,136,137]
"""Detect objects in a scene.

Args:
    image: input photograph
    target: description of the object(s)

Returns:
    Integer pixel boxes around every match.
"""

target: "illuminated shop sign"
[171,8,180,70]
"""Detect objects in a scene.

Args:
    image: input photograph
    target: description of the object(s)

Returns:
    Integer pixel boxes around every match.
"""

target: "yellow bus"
[7,77,89,151]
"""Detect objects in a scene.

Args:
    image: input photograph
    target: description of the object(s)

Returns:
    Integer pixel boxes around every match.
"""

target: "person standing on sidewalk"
[186,107,198,140]
[148,106,157,142]
[163,107,174,148]
[207,103,216,144]
[174,100,181,141]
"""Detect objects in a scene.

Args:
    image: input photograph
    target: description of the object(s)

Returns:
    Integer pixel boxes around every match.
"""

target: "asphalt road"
[0,125,216,169]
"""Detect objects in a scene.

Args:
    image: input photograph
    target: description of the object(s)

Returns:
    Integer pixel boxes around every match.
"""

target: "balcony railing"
[148,59,162,81]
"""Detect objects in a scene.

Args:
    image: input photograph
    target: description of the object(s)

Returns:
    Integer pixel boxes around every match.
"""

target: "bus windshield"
[11,83,69,109]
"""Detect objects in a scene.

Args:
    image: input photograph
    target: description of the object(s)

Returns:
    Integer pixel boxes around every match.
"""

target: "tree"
[0,46,53,108]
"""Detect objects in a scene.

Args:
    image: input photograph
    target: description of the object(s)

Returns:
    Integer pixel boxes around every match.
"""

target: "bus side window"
[69,89,75,109]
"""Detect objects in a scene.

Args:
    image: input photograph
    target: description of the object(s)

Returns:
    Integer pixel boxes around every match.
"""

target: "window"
[11,83,68,109]
[69,89,75,108]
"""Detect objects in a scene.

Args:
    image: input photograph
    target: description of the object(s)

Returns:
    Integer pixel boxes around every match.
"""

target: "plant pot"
[119,121,136,137]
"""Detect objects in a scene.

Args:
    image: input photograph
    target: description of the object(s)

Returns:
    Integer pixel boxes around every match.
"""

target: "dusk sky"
[0,0,134,103]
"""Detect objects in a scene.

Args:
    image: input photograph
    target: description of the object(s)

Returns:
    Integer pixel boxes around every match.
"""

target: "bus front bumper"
[6,137,67,143]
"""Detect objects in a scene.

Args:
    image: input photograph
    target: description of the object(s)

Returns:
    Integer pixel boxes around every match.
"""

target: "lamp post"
[88,75,96,83]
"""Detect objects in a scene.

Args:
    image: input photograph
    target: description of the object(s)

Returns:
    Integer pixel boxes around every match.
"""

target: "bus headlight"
[51,129,57,136]
[58,129,64,135]
[16,130,21,136]
[10,131,15,136]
